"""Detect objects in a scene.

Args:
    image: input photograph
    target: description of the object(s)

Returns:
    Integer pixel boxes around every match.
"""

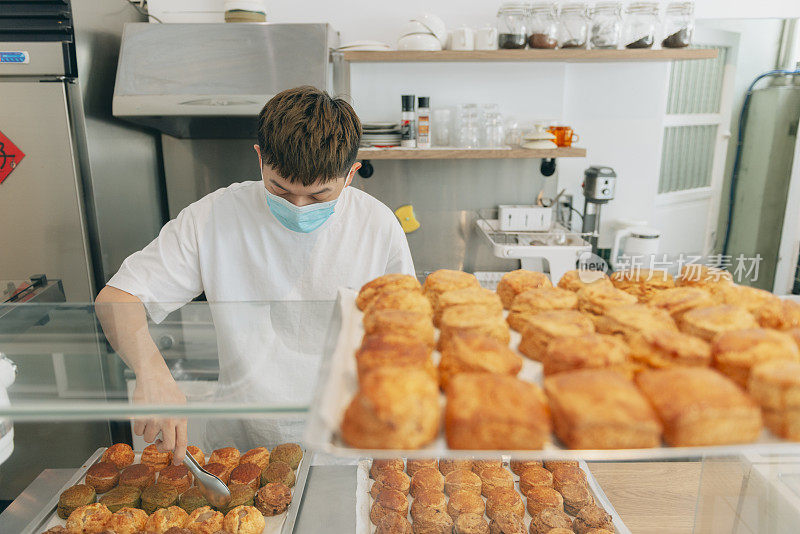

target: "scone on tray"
[748,360,800,440]
[424,269,481,307]
[576,283,638,316]
[438,332,523,389]
[626,329,712,370]
[610,268,675,302]
[676,264,733,289]
[496,269,553,309]
[355,333,436,384]
[542,333,630,377]
[438,306,510,350]
[647,286,716,323]
[712,328,800,387]
[506,287,578,332]
[357,273,422,311]
[364,288,433,318]
[593,304,678,338]
[433,286,503,327]
[557,269,611,293]
[363,308,436,348]
[678,305,758,342]
[518,310,595,361]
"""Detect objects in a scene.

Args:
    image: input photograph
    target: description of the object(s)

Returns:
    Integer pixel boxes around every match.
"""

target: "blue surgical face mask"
[264,187,338,233]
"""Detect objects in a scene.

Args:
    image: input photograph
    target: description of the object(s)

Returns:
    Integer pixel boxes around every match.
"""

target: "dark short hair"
[257,86,362,185]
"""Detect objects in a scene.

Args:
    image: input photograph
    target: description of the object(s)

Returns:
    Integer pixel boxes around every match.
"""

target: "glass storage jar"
[496,2,531,49]
[528,2,559,49]
[590,1,623,49]
[662,1,694,48]
[559,2,590,49]
[623,1,659,49]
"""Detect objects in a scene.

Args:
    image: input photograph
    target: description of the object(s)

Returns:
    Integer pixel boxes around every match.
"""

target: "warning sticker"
[0,129,25,185]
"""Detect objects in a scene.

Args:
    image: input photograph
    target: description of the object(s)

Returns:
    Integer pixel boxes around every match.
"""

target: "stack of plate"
[337,41,391,52]
[361,123,402,147]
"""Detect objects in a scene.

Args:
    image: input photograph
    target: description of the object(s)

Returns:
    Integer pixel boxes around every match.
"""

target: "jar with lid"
[496,2,530,49]
[623,2,659,49]
[559,2,590,48]
[590,1,622,49]
[662,1,694,48]
[528,2,558,49]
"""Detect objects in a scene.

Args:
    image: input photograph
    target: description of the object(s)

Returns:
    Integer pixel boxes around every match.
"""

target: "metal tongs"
[183,452,231,508]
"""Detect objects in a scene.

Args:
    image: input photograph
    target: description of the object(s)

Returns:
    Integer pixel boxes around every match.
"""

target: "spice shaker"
[417,97,431,149]
[401,95,417,148]
[623,2,659,49]
[662,1,694,48]
[590,1,623,49]
[528,2,559,49]
[559,2,590,49]
[496,2,530,49]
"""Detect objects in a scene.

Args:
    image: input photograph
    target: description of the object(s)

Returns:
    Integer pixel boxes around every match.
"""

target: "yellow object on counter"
[395,205,421,234]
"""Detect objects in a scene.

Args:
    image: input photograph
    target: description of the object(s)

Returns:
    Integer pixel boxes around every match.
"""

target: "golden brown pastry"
[202,462,231,485]
[479,466,514,497]
[341,367,440,449]
[518,310,595,361]
[542,333,630,376]
[260,460,295,488]
[406,458,438,477]
[269,443,303,470]
[485,487,524,519]
[141,444,172,472]
[454,513,490,534]
[576,283,638,316]
[254,482,292,517]
[423,269,481,306]
[410,467,444,497]
[412,506,454,533]
[557,269,612,292]
[157,464,192,494]
[228,463,261,492]
[517,466,553,497]
[433,286,503,327]
[471,459,502,475]
[790,328,800,351]
[626,329,711,369]
[438,306,510,350]
[762,408,800,441]
[103,506,147,534]
[713,328,800,387]
[118,464,155,490]
[208,447,240,470]
[748,360,800,440]
[363,309,436,348]
[636,367,762,446]
[560,483,595,515]
[98,485,140,514]
[678,305,758,342]
[595,304,678,340]
[376,511,413,534]
[370,458,405,479]
[410,490,447,519]
[647,286,716,323]
[357,274,422,311]
[755,299,800,331]
[185,506,224,533]
[676,264,733,289]
[506,287,578,332]
[140,483,179,515]
[710,283,779,313]
[370,468,411,498]
[445,374,550,450]
[439,459,473,477]
[544,369,662,449]
[58,483,97,519]
[369,488,409,526]
[85,461,119,494]
[530,507,573,534]
[186,445,205,467]
[610,268,675,302]
[573,504,614,534]
[508,459,542,475]
[550,464,587,491]
[524,486,564,517]
[496,269,553,309]
[220,483,256,515]
[444,469,482,496]
[65,503,112,534]
[177,487,208,515]
[542,460,579,471]
[439,332,523,389]
[355,333,436,384]
[144,505,189,533]
[488,511,526,534]
[366,288,434,318]
[238,447,270,471]
[446,489,485,519]
[222,505,266,534]
[101,444,135,470]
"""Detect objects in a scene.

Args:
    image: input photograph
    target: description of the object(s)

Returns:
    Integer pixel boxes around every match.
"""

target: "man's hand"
[132,365,188,464]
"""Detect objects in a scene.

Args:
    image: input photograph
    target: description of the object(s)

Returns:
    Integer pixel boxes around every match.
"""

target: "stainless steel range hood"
[112,23,339,138]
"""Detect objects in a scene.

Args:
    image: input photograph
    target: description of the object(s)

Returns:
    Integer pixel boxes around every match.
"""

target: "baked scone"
[509,459,542,475]
[158,464,192,494]
[479,466,514,497]
[762,407,800,441]
[144,505,189,533]
[356,333,436,384]
[118,464,155,490]
[446,489,485,518]
[103,506,147,534]
[220,483,256,515]
[496,270,553,309]
[542,333,630,377]
[713,328,800,387]
[163,528,193,534]
[255,482,292,516]
[544,369,662,449]
[65,503,112,533]
[101,443,135,470]
[576,283,638,316]
[185,506,224,533]
[550,464,587,491]
[140,483,178,515]
[439,332,523,389]
[755,299,800,331]
[369,488,408,526]
[208,447,240,470]
[260,461,295,488]
[559,483,595,515]
[439,459,473,476]
[85,461,119,494]
[365,288,433,318]
[57,484,96,519]
[676,264,733,289]
[229,463,262,492]
[530,507,573,534]
[357,273,422,311]
[518,310,595,361]
[370,458,405,479]
[438,306,511,350]
[626,329,711,369]
[423,269,481,305]
[636,367,762,446]
[445,374,550,450]
[710,283,779,313]
[572,504,614,534]
[454,513,490,534]
[202,462,231,485]
[610,269,675,302]
[376,511,413,534]
[410,467,444,497]
[433,286,503,327]
[410,490,447,519]
[506,287,578,332]
[678,305,758,342]
[222,505,265,534]
[186,445,205,467]
[141,444,172,472]
[485,487,524,519]
[363,309,436,349]
[444,469,482,496]
[647,287,716,323]
[557,269,612,293]
[471,459,502,475]
[525,486,563,517]
[406,458,438,477]
[749,360,800,440]
[542,460,579,471]
[517,466,553,497]
[410,506,453,533]
[487,511,526,534]
[178,487,209,515]
[238,447,270,471]
[99,485,140,513]
[370,468,411,498]
[594,304,678,339]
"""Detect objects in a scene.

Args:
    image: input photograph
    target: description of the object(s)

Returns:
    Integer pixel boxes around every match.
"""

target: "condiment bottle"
[662,1,694,48]
[417,97,431,149]
[401,95,417,148]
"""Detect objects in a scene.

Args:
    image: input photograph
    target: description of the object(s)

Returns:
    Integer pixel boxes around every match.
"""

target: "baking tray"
[22,447,310,534]
[304,288,800,460]
[354,459,631,534]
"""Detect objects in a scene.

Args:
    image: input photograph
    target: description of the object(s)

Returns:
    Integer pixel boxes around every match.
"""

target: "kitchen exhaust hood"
[112,23,339,138]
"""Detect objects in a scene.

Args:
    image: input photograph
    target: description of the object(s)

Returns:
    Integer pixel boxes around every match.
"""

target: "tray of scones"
[357,457,630,534]
[305,266,800,459]
[30,441,308,534]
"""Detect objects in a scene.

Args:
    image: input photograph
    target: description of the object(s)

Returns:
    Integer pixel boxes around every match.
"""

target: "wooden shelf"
[341,48,718,63]
[357,147,586,160]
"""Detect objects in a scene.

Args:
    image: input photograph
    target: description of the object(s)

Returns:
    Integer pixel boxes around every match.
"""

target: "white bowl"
[411,13,447,47]
[397,33,443,51]
[399,20,433,37]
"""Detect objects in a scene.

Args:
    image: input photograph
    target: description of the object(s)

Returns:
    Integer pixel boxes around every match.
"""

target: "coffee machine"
[581,166,617,253]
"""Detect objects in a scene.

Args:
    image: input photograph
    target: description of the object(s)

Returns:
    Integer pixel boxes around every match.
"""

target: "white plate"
[338,41,391,50]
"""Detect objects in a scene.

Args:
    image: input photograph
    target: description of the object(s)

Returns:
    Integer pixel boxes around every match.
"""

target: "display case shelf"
[340,48,718,63]
[357,146,586,160]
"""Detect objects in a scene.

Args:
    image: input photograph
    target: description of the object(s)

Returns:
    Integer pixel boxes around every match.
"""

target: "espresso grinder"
[581,166,617,253]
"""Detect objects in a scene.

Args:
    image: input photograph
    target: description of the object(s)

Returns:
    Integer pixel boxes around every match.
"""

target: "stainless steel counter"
[0,466,357,533]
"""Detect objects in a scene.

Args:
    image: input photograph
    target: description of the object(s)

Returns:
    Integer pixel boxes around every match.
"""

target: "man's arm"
[96,286,188,463]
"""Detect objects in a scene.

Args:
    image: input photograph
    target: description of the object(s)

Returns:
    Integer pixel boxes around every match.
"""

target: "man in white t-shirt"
[96,86,414,463]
